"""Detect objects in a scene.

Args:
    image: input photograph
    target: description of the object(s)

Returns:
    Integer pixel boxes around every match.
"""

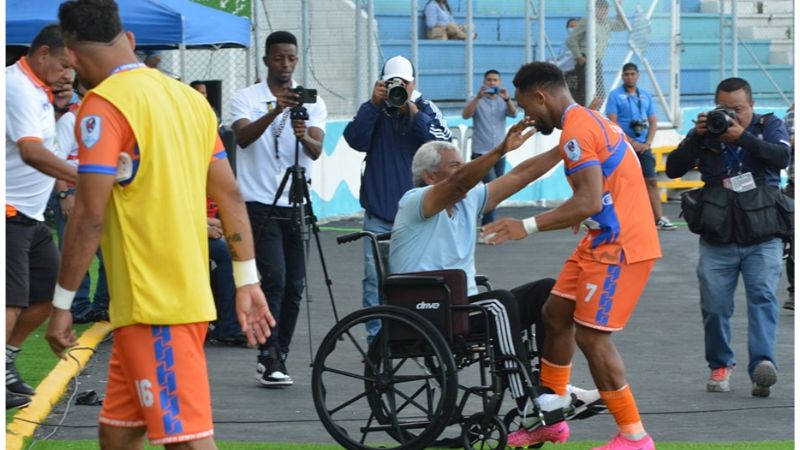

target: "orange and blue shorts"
[98,322,213,445]
[551,250,655,332]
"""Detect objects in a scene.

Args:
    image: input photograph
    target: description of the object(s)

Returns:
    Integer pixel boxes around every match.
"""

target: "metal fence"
[159,48,249,121]
[150,0,792,121]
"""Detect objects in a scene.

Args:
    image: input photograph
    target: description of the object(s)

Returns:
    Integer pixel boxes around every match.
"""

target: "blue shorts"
[636,148,657,179]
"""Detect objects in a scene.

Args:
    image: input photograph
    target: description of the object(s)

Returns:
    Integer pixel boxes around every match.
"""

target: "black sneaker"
[7,361,35,396]
[256,354,293,387]
[6,391,31,410]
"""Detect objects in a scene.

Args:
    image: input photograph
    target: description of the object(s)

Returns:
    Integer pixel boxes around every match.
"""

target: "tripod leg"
[301,184,340,324]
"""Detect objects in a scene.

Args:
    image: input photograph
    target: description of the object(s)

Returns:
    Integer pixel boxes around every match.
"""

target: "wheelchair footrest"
[540,408,567,426]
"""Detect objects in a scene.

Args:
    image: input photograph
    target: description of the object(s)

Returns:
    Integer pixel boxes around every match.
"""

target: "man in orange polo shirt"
[5,24,77,410]
[483,62,661,450]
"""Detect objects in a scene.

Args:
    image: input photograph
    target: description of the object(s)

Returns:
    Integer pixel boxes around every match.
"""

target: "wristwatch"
[57,190,71,200]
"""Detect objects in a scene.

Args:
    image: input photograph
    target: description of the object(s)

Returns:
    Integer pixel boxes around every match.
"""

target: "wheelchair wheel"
[462,413,507,450]
[312,305,458,450]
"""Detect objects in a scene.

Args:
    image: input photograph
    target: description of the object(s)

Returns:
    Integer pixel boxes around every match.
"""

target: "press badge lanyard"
[111,62,146,75]
[267,82,291,160]
[721,144,757,192]
[723,145,745,176]
[627,89,644,120]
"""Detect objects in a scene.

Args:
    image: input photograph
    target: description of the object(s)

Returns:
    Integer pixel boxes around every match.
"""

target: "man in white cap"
[343,55,451,342]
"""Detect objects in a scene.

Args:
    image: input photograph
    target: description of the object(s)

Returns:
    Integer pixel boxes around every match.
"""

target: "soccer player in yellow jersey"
[45,1,274,448]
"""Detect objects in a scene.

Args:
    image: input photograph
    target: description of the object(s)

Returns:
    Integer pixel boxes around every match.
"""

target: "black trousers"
[468,278,555,403]
[246,202,307,357]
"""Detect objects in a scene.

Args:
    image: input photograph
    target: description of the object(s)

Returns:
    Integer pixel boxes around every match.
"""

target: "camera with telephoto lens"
[385,77,409,108]
[629,119,648,138]
[705,106,737,137]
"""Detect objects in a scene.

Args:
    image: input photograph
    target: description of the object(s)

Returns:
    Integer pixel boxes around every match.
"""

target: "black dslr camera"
[629,119,648,138]
[290,85,317,120]
[705,106,736,137]
[385,77,409,108]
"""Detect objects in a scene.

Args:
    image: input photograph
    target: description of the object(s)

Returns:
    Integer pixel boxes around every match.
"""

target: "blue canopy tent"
[7,0,250,48]
[7,0,250,76]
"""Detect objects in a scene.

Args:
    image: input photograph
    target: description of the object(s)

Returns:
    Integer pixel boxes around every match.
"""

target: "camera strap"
[722,113,768,177]
[627,89,644,120]
[271,108,291,160]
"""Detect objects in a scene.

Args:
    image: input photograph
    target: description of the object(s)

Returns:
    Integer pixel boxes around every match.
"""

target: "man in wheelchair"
[389,119,604,446]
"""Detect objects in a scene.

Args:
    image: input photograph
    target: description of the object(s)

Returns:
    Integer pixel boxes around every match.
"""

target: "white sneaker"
[567,384,601,406]
[520,392,572,429]
[535,391,573,412]
[656,216,677,230]
[567,384,605,419]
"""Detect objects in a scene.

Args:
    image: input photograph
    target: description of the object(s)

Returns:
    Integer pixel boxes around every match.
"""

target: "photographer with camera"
[606,63,676,230]
[462,69,517,229]
[666,77,791,398]
[343,55,451,343]
[228,31,327,387]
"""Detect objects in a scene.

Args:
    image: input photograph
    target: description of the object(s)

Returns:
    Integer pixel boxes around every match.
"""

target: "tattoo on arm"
[225,233,243,259]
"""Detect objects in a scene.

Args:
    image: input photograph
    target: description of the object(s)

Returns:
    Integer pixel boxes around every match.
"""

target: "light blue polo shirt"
[605,85,655,144]
[389,183,488,295]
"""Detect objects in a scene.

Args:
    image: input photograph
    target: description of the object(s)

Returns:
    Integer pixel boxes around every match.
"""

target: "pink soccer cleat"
[507,421,569,448]
[591,433,656,450]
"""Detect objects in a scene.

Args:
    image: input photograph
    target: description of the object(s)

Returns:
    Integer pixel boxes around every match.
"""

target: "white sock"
[623,430,647,441]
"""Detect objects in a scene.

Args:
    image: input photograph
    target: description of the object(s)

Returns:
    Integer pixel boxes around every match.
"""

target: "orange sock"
[599,385,645,437]
[540,358,571,396]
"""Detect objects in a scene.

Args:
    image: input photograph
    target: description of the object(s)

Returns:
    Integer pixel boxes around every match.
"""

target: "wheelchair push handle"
[336,231,369,245]
[336,231,392,245]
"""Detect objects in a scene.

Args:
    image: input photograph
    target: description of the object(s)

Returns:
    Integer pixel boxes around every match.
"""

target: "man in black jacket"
[343,56,451,343]
[666,77,790,398]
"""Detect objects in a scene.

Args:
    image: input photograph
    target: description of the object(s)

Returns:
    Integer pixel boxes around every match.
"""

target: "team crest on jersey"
[80,115,102,149]
[564,138,581,161]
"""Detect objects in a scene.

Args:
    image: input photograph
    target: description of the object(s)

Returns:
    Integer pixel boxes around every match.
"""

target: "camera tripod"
[262,104,339,366]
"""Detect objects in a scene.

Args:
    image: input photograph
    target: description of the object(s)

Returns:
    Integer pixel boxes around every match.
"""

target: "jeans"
[362,214,394,342]
[208,238,239,337]
[49,193,109,319]
[697,237,782,377]
[471,153,506,225]
[247,202,306,357]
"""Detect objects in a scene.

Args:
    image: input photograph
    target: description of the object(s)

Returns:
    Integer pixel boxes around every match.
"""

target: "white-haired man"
[389,119,602,424]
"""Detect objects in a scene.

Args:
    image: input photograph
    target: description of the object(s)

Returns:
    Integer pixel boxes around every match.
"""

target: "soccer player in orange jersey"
[483,62,661,450]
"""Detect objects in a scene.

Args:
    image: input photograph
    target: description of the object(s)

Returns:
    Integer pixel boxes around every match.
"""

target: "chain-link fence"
[582,0,680,126]
[336,0,682,126]
[248,0,376,120]
[158,48,249,122]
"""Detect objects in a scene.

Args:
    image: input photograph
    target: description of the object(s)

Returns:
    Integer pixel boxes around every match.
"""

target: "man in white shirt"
[227,31,327,388]
[5,24,77,410]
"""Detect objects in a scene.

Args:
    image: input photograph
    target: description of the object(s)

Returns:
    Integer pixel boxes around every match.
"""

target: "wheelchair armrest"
[474,274,491,290]
[384,274,446,288]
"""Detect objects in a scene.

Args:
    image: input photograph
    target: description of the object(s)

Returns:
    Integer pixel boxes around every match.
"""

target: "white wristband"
[52,284,77,311]
[522,216,539,235]
[232,259,260,288]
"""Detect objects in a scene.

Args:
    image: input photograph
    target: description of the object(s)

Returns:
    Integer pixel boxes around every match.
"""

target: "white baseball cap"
[381,56,415,82]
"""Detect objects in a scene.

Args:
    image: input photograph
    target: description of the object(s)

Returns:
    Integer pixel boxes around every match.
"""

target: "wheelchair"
[311,231,600,450]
